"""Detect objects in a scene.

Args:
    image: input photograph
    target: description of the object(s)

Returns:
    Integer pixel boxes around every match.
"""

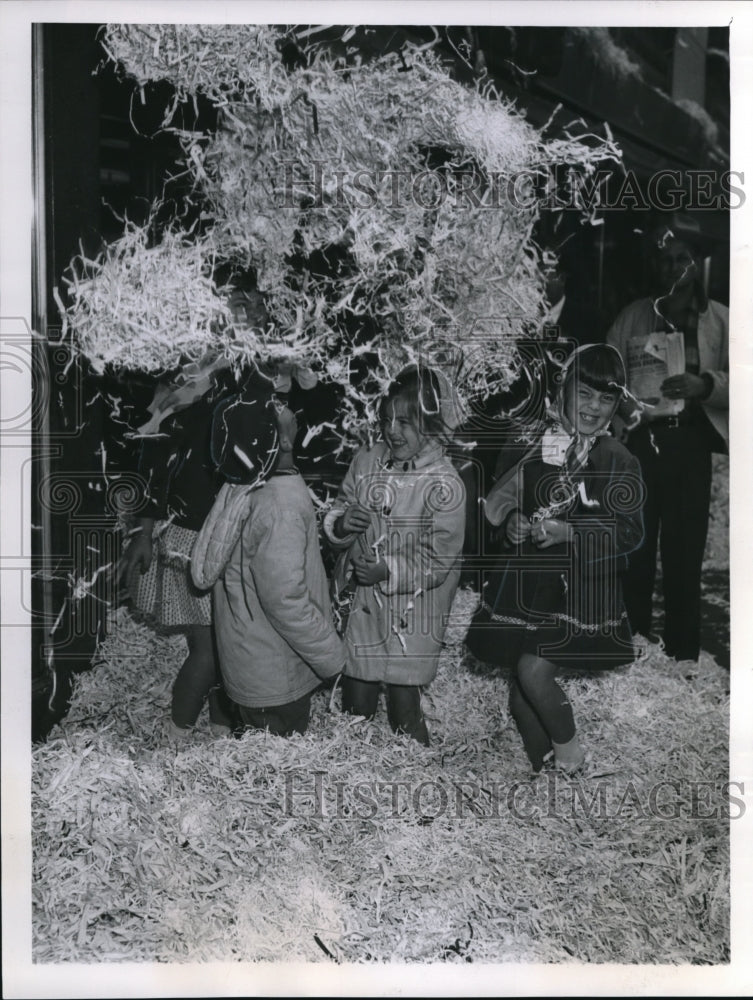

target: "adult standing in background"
[606,216,728,663]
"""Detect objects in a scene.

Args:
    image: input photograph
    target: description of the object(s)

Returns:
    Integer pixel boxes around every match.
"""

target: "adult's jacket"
[606,297,729,448]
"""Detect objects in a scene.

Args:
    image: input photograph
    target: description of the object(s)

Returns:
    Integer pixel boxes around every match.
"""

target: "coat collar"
[382,441,445,472]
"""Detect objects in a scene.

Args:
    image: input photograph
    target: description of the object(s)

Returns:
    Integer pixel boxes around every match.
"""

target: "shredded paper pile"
[33,587,729,965]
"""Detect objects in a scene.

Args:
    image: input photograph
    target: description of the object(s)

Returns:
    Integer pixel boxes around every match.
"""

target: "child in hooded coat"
[323,365,466,745]
[191,373,345,736]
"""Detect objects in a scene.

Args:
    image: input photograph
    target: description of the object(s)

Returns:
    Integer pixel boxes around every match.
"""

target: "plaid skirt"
[129,522,212,629]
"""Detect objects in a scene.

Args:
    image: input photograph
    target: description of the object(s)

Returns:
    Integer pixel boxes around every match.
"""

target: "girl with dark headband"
[464,344,645,773]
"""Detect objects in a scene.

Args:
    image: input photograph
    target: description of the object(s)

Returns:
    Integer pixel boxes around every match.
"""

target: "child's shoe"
[552,734,586,775]
[528,748,555,779]
[208,721,232,737]
[165,718,192,743]
[555,755,589,778]
[207,685,235,736]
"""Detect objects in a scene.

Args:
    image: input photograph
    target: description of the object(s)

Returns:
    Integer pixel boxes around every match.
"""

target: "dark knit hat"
[211,372,280,485]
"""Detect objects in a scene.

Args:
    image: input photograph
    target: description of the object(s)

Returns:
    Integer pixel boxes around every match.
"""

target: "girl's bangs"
[566,346,626,394]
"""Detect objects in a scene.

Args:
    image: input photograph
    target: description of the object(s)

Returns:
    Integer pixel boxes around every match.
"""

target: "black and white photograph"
[1,1,752,996]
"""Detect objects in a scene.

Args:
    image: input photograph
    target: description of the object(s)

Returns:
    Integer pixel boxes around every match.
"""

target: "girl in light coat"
[323,365,466,745]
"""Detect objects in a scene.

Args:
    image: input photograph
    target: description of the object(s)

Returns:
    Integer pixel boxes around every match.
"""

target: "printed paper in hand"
[625,331,686,417]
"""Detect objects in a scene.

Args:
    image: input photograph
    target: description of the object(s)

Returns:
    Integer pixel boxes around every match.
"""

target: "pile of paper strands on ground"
[33,588,729,965]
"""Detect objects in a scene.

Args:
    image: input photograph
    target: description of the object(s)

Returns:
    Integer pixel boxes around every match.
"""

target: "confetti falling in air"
[55,224,277,377]
[59,23,621,427]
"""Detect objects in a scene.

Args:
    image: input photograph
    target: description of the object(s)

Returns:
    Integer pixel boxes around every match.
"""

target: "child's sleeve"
[245,508,345,678]
[379,472,466,596]
[137,427,179,521]
[570,450,644,567]
[484,462,525,529]
[322,450,362,549]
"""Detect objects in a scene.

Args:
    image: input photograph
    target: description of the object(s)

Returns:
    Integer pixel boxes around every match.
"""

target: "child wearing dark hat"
[191,372,345,736]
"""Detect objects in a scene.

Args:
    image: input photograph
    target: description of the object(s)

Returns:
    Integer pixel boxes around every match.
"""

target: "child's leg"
[206,684,235,731]
[516,654,583,771]
[171,625,221,729]
[386,684,430,746]
[237,692,312,737]
[508,677,552,772]
[341,676,380,720]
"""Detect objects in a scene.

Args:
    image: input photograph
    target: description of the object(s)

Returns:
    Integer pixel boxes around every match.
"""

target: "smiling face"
[564,381,619,436]
[380,397,426,463]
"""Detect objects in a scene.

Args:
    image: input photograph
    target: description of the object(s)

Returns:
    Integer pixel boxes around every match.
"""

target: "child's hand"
[338,503,372,536]
[506,511,531,544]
[531,519,573,548]
[352,555,389,585]
[120,520,154,583]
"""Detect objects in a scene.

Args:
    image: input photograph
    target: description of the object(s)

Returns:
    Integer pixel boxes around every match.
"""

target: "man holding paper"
[606,217,728,663]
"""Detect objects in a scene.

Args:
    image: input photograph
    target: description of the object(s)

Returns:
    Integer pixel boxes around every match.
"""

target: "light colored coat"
[207,473,345,708]
[323,442,466,686]
[606,297,729,446]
